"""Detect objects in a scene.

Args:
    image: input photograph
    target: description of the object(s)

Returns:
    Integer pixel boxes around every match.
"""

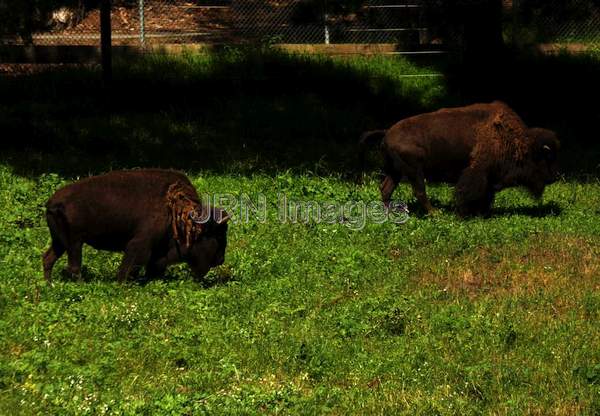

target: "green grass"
[1,49,600,414]
[1,167,599,415]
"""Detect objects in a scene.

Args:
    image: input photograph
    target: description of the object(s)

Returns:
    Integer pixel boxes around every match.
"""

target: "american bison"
[359,101,560,217]
[42,169,230,285]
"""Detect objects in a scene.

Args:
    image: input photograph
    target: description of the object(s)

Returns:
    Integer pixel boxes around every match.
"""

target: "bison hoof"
[425,208,439,217]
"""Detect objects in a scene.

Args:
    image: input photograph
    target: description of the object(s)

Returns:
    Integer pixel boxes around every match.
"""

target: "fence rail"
[0,0,599,75]
[2,1,599,48]
[0,1,438,48]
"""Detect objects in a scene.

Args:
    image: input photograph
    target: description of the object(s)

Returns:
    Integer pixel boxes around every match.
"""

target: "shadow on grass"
[55,265,230,287]
[58,266,107,284]
[131,271,233,288]
[0,46,445,178]
[402,199,453,218]
[490,202,563,218]
[1,46,598,181]
[403,199,562,218]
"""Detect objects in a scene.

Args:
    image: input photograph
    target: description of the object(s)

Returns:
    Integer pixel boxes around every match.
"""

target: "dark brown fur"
[360,101,560,216]
[42,169,230,285]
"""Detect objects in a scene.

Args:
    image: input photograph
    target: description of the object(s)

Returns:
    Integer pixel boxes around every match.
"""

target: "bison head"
[185,206,231,279]
[523,128,560,198]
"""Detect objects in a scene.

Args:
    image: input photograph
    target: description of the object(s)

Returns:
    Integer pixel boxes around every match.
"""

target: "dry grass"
[417,235,600,305]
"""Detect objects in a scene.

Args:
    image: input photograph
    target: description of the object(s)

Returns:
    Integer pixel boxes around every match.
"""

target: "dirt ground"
[10,3,233,46]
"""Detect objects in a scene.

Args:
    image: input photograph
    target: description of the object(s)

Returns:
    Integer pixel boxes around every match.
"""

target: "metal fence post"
[100,0,112,82]
[139,0,146,48]
[323,0,329,44]
[324,13,330,44]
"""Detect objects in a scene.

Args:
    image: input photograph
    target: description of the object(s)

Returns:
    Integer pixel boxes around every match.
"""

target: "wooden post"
[512,0,519,48]
[100,0,112,82]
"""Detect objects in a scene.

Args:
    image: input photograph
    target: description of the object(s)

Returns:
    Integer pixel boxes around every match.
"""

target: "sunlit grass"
[0,49,599,414]
[0,164,599,414]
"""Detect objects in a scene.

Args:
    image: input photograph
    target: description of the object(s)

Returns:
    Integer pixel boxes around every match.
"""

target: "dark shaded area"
[0,46,598,182]
[135,270,232,287]
[440,48,600,178]
[423,0,504,59]
[514,0,600,43]
[0,0,102,43]
[490,202,563,218]
[400,199,562,218]
[0,47,446,178]
[54,259,232,286]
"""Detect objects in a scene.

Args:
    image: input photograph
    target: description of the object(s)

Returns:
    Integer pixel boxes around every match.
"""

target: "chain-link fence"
[507,0,600,45]
[232,0,429,46]
[0,0,599,74]
[0,1,232,46]
[115,1,232,46]
[0,1,440,49]
[3,1,599,48]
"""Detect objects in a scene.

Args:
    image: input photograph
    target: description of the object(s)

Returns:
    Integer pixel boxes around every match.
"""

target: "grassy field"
[1,49,599,414]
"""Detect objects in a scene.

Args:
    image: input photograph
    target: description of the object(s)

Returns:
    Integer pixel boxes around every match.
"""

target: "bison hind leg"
[146,260,167,280]
[43,240,65,286]
[389,150,433,214]
[380,175,399,210]
[45,204,75,284]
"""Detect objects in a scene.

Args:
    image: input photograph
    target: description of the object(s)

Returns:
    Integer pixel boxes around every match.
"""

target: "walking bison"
[359,101,560,217]
[42,169,230,285]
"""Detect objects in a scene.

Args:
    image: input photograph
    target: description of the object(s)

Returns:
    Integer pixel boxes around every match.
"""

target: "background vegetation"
[0,48,599,414]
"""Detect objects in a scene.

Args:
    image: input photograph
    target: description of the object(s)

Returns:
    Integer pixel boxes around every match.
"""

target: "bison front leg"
[117,238,153,283]
[478,187,496,217]
[455,166,494,217]
[392,151,433,214]
[146,259,167,280]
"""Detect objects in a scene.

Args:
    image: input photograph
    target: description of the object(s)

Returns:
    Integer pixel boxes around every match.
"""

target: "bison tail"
[359,129,387,147]
[46,203,70,247]
[357,130,387,180]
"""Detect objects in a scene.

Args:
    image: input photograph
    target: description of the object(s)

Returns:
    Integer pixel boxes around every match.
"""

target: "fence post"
[511,0,517,47]
[324,13,330,44]
[100,0,112,82]
[139,0,146,48]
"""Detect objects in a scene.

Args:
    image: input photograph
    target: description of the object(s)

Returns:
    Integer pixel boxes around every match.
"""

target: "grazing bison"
[359,101,560,216]
[42,169,230,285]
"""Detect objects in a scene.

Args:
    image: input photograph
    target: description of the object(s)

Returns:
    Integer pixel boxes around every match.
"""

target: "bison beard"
[359,101,560,217]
